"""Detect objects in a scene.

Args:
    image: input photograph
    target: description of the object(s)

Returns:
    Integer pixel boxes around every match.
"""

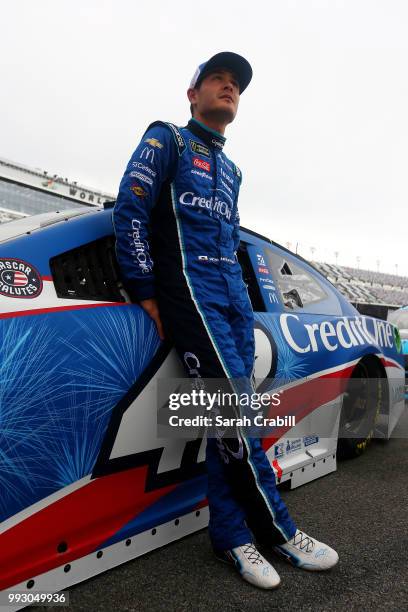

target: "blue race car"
[0,204,404,602]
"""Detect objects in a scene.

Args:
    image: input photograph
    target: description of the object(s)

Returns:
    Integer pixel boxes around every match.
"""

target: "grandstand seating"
[312,261,408,307]
[342,266,408,290]
[0,207,26,224]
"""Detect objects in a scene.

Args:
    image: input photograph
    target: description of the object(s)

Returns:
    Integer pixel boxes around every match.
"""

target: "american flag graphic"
[10,271,28,286]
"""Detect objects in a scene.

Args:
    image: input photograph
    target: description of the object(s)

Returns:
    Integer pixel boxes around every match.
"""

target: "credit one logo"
[179,191,232,220]
[131,219,151,273]
[280,313,395,353]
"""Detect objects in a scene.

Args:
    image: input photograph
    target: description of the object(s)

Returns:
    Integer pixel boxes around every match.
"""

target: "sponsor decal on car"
[393,327,402,353]
[257,253,266,266]
[193,157,211,172]
[130,185,147,197]
[258,266,270,274]
[0,258,43,298]
[286,438,302,454]
[280,313,397,353]
[303,435,319,447]
[274,442,285,458]
[189,140,210,158]
[145,137,163,148]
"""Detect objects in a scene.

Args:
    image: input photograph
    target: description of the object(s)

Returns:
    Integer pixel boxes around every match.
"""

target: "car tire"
[337,356,385,460]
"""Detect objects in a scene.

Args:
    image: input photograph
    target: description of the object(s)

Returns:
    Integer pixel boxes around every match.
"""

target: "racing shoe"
[215,543,281,589]
[273,530,339,571]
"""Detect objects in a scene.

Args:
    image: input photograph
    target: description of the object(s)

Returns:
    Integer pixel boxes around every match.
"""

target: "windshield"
[388,309,408,331]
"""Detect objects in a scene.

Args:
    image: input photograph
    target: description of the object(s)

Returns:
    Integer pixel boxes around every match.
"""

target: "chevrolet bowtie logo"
[145,138,163,148]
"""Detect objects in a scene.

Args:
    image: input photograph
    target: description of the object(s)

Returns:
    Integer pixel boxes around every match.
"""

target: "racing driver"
[113,51,339,589]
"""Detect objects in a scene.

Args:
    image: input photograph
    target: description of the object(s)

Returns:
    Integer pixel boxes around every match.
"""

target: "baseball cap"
[189,52,253,94]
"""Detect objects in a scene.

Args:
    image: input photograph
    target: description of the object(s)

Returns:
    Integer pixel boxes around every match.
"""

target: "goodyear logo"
[0,258,43,299]
[145,138,163,148]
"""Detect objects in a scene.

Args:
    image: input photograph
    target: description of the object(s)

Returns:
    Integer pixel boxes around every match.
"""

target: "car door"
[237,231,357,484]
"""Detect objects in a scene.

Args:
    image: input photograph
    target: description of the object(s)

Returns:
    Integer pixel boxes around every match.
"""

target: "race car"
[0,204,404,605]
[388,305,408,397]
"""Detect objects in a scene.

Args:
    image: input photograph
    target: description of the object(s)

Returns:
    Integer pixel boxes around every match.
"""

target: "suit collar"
[187,118,226,150]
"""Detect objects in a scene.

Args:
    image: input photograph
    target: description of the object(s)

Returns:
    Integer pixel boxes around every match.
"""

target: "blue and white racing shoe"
[274,530,339,571]
[215,543,281,589]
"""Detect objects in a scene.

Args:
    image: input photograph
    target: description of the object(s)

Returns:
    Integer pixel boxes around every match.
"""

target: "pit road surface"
[34,406,408,612]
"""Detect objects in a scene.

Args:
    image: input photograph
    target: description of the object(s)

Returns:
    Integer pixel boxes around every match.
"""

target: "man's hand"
[139,298,165,340]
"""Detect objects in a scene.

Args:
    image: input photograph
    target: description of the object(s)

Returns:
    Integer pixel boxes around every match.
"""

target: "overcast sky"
[1,0,407,275]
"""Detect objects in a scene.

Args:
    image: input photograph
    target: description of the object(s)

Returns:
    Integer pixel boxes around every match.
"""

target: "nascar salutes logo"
[0,258,42,298]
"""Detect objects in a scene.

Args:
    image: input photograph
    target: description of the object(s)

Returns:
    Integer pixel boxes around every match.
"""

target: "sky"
[1,0,407,275]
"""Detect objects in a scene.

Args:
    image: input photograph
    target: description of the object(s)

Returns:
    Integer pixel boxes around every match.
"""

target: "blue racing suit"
[113,118,296,551]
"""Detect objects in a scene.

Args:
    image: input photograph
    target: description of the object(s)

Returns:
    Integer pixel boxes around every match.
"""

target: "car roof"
[0,208,97,244]
[241,225,325,277]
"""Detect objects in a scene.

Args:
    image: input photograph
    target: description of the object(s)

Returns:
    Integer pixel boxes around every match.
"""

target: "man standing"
[113,52,338,589]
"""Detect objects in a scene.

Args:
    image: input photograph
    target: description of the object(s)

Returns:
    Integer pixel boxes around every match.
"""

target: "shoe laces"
[241,543,263,565]
[291,531,314,553]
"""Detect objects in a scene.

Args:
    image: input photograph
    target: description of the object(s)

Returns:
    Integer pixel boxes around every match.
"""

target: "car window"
[50,236,125,302]
[264,247,343,315]
[388,309,408,331]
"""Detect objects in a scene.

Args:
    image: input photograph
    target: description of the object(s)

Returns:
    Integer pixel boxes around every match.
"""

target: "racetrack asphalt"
[33,405,408,612]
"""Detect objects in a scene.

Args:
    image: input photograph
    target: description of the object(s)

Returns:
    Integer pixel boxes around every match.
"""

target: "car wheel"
[337,356,384,459]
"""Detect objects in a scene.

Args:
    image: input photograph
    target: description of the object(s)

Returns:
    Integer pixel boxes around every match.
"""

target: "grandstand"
[0,157,114,222]
[312,261,408,315]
